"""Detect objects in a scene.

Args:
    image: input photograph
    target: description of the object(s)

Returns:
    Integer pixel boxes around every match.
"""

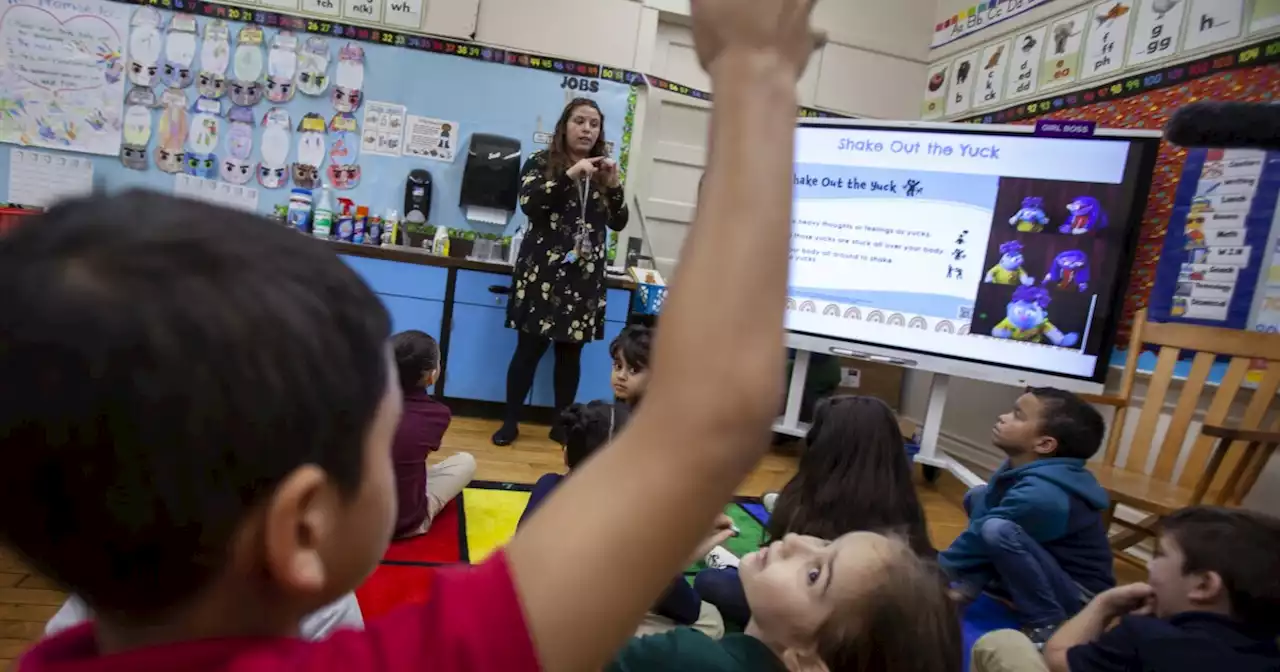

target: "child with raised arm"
[0,2,822,671]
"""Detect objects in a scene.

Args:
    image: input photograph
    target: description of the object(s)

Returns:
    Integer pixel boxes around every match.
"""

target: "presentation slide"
[786,125,1143,380]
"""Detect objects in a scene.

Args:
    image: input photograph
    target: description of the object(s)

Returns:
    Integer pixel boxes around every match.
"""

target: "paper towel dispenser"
[459,134,521,212]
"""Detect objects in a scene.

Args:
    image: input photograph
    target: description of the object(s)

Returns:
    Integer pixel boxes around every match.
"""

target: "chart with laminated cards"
[206,0,427,31]
[786,124,1156,381]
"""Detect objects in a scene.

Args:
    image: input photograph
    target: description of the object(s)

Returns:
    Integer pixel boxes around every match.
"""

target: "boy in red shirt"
[0,2,822,670]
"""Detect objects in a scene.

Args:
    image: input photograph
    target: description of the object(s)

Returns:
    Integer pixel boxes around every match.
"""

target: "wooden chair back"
[1104,309,1280,502]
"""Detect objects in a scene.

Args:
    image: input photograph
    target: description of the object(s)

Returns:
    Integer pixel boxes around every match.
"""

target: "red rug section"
[355,564,440,620]
[381,498,463,564]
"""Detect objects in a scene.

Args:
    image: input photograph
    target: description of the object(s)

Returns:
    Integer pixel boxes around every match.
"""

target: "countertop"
[328,240,637,290]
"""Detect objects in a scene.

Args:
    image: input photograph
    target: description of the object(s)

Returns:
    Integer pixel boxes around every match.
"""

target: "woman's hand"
[567,156,604,180]
[597,159,621,188]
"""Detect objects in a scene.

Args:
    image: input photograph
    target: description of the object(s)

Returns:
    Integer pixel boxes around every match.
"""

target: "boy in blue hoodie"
[942,387,1115,644]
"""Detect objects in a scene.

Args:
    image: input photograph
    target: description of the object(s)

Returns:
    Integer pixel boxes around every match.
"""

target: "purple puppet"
[1009,196,1049,233]
[1060,196,1108,235]
[1043,249,1089,292]
[991,285,1079,347]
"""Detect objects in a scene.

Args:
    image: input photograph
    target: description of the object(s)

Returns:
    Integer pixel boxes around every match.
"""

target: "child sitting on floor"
[611,530,961,672]
[974,507,1280,672]
[610,325,651,406]
[390,330,475,539]
[695,395,933,628]
[519,401,731,637]
[941,388,1114,645]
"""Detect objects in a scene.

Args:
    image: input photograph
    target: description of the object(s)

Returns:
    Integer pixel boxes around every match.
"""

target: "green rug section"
[684,503,767,573]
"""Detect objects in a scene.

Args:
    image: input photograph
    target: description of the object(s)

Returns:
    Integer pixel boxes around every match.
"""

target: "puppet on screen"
[1043,249,1089,292]
[985,240,1035,286]
[1009,196,1049,232]
[991,285,1079,347]
[1060,196,1108,235]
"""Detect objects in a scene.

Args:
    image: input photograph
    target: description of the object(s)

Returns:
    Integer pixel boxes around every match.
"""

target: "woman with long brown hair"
[494,97,629,446]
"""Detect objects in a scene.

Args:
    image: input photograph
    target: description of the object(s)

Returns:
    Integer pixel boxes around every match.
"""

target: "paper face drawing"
[330,44,364,113]
[230,25,266,107]
[197,19,231,99]
[128,7,163,87]
[161,14,197,89]
[292,112,326,189]
[266,31,299,103]
[258,107,292,189]
[327,112,359,188]
[297,37,331,96]
[155,88,188,173]
[185,97,220,178]
[120,86,157,170]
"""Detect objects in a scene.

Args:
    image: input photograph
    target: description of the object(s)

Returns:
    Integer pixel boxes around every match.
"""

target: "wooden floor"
[0,416,972,669]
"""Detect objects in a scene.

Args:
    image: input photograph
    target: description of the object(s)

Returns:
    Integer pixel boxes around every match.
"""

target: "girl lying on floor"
[696,395,934,628]
[520,401,732,638]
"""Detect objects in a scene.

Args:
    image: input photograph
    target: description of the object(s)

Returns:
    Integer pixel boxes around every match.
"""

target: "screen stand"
[773,349,811,438]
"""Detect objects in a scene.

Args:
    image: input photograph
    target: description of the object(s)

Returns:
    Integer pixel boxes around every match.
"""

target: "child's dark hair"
[769,396,933,557]
[816,536,961,672]
[1162,506,1280,633]
[557,400,630,469]
[391,330,439,392]
[609,325,652,372]
[1026,386,1105,460]
[0,192,390,619]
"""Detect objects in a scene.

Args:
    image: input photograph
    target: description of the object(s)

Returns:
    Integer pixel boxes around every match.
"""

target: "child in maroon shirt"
[1,8,824,670]
[389,330,474,538]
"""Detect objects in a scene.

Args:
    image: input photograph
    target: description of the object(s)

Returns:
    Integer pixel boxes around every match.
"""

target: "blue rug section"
[740,502,770,526]
[961,594,1022,671]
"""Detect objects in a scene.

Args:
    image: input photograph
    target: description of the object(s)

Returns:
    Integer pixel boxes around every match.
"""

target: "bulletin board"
[957,33,1280,346]
[0,0,637,236]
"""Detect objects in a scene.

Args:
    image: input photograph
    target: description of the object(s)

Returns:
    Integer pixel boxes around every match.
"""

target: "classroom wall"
[931,0,1090,59]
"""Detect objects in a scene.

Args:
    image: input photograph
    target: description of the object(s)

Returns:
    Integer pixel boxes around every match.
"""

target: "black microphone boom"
[1163,101,1280,151]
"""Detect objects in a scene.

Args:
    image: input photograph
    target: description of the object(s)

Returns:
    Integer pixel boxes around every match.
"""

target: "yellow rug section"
[463,487,531,562]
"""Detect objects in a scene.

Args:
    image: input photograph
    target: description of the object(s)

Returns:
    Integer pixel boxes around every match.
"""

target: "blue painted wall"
[0,7,632,236]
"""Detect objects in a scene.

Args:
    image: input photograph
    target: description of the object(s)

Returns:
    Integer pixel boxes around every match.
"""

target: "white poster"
[7,148,93,206]
[1006,26,1047,100]
[946,51,979,116]
[932,0,1059,48]
[976,40,1011,108]
[1182,0,1243,51]
[0,0,130,156]
[920,62,950,120]
[404,115,458,162]
[1082,1,1133,79]
[360,101,404,157]
[1041,10,1089,90]
[1127,0,1188,66]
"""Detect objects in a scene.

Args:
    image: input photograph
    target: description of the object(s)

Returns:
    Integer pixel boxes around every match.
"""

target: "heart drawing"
[0,4,123,93]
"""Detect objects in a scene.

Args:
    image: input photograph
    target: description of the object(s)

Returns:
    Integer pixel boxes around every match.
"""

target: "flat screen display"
[786,121,1159,383]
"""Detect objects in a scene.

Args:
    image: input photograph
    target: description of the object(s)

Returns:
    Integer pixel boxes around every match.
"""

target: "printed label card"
[946,51,979,116]
[977,40,1011,107]
[381,0,423,30]
[1206,245,1252,266]
[1179,263,1240,283]
[1040,11,1090,89]
[921,62,950,120]
[1128,0,1188,66]
[1252,0,1280,34]
[1183,0,1244,51]
[1082,1,1133,79]
[1006,26,1047,99]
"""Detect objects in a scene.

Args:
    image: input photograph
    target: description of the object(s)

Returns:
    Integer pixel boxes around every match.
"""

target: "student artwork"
[120,87,157,171]
[1060,196,1108,235]
[230,25,266,107]
[292,113,327,189]
[327,113,360,189]
[221,105,255,185]
[1009,196,1049,232]
[331,44,365,113]
[161,14,198,89]
[127,8,164,87]
[266,31,300,104]
[1043,250,1090,292]
[297,37,331,96]
[991,285,1080,347]
[184,96,221,179]
[154,88,188,173]
[984,240,1035,286]
[258,107,292,189]
[197,20,231,99]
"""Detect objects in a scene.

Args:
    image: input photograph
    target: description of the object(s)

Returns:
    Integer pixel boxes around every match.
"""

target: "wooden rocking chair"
[1081,309,1280,569]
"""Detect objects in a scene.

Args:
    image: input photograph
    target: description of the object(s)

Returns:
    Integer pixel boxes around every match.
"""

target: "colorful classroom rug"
[354,480,770,618]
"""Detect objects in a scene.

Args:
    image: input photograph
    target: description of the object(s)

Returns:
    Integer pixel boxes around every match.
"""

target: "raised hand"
[690,0,823,78]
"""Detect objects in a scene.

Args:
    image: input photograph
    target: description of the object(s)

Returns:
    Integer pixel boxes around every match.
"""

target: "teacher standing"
[493,97,629,446]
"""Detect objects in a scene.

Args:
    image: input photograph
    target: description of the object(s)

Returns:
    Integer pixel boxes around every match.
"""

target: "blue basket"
[632,282,667,315]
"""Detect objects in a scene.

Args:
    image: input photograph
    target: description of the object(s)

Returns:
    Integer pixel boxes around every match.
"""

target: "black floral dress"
[507,150,629,343]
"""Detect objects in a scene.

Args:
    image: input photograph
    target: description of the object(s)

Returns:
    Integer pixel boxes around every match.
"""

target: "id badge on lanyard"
[564,176,594,265]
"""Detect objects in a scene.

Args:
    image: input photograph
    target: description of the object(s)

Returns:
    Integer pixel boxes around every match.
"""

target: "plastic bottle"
[286,189,312,234]
[312,184,334,240]
[383,209,400,246]
[508,226,524,265]
[353,206,369,244]
[367,215,383,246]
[432,226,450,257]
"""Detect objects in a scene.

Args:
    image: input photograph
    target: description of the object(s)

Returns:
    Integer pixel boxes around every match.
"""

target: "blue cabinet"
[444,270,516,403]
[341,255,448,392]
[529,288,632,407]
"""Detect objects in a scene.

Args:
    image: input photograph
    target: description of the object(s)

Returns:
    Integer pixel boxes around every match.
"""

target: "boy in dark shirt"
[942,388,1115,643]
[1043,506,1280,672]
